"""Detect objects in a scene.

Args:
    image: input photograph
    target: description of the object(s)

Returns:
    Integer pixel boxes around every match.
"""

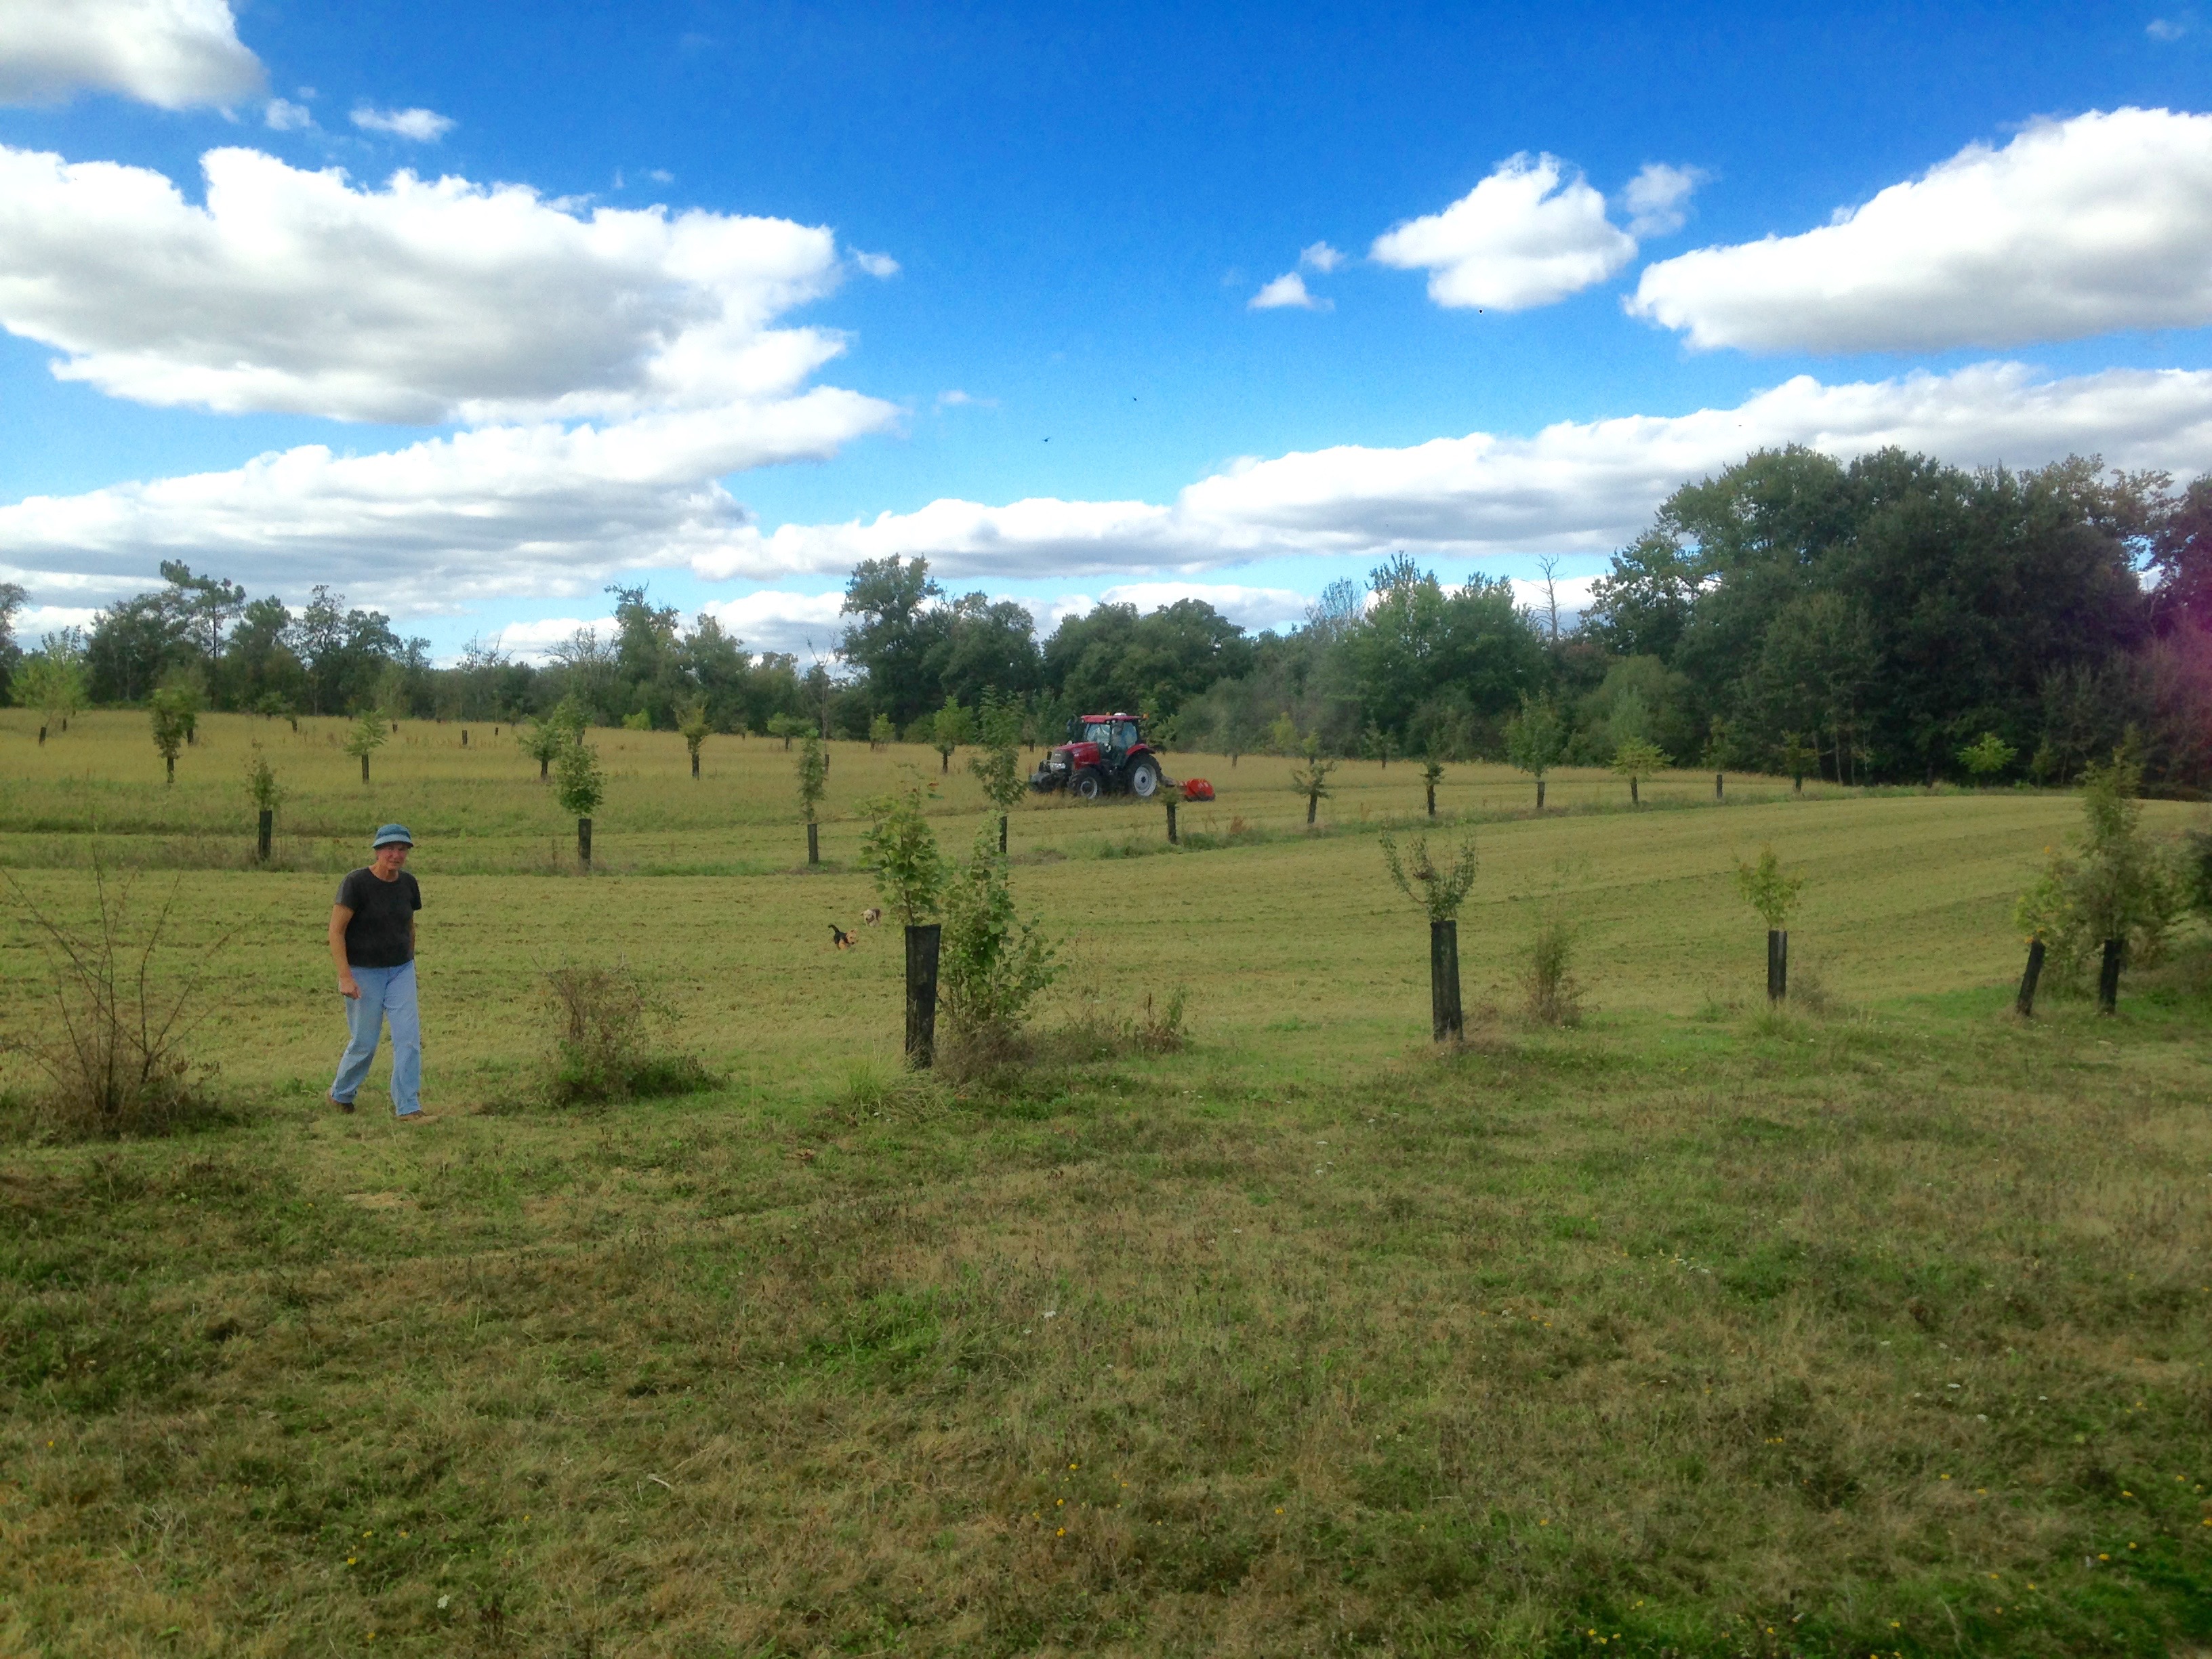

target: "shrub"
[678,701,711,777]
[1504,695,1566,800]
[2014,750,2187,991]
[1736,845,1805,930]
[1,868,220,1139]
[1957,731,2016,780]
[859,783,945,926]
[541,964,714,1106]
[1379,831,1478,922]
[342,708,388,783]
[149,687,196,783]
[867,713,895,751]
[1290,733,1337,826]
[1610,737,1667,804]
[519,715,569,780]
[554,735,605,819]
[1523,914,1582,1026]
[968,693,1027,832]
[939,828,1059,1052]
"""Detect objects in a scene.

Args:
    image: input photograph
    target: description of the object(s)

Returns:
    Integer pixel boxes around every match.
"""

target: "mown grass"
[2,712,2209,1655]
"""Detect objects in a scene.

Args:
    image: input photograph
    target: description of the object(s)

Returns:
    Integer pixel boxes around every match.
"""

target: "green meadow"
[3,711,2209,1657]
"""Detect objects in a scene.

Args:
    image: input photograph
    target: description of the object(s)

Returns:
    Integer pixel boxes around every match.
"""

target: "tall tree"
[840,556,945,727]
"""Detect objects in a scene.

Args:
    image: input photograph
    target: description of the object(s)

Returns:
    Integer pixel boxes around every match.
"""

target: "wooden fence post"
[1430,920,1464,1042]
[2015,939,2045,1017]
[2097,939,2123,1015]
[905,924,942,1067]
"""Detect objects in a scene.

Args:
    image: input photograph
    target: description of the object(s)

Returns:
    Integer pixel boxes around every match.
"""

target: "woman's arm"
[329,905,360,998]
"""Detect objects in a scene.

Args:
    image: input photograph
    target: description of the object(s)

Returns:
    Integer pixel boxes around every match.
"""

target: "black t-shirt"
[336,868,422,968]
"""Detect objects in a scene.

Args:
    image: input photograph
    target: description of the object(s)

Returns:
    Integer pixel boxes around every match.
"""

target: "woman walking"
[328,823,428,1120]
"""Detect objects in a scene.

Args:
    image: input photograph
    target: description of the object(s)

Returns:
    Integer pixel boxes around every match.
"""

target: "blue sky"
[1,0,2209,661]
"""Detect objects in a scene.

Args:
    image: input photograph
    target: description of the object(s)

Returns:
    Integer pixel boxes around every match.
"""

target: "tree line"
[4,445,2209,787]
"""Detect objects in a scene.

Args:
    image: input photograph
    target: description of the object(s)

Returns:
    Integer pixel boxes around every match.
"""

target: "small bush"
[1522,914,1582,1027]
[939,828,1059,1051]
[541,964,715,1106]
[1,868,220,1139]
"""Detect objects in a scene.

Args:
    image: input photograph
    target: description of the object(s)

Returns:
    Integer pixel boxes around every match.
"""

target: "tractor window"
[1115,722,1137,749]
[1084,722,1114,746]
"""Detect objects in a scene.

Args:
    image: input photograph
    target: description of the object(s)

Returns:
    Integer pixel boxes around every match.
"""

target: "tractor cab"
[1031,712,1164,800]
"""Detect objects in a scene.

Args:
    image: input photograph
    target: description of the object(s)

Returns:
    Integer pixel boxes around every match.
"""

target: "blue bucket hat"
[371,823,414,848]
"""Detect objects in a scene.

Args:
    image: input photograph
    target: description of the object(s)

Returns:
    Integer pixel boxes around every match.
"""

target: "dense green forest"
[7,446,2211,787]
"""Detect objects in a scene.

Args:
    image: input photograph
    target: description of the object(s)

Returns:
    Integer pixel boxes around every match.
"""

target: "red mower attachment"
[1179,778,1215,802]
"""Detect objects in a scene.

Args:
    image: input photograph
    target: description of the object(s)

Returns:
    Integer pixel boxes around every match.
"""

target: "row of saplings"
[1378,748,2212,1044]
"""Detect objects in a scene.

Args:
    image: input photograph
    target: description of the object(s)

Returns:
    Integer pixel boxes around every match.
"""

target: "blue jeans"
[331,962,422,1116]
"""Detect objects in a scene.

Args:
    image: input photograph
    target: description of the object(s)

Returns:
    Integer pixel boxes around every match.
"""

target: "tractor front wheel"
[1069,768,1104,801]
[1126,757,1161,799]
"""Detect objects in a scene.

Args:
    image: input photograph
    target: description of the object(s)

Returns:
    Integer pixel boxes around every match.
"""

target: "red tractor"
[1030,712,1166,800]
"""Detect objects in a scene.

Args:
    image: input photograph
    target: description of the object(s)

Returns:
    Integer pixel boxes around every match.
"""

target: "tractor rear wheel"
[1127,756,1161,799]
[1069,768,1104,800]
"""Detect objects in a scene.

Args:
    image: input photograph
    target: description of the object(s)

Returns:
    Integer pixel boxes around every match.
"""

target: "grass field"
[3,712,2210,1657]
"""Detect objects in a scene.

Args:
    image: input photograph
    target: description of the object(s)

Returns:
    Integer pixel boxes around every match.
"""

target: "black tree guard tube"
[1166,799,1178,844]
[257,808,273,864]
[2097,938,2123,1015]
[905,923,942,1068]
[2015,939,2045,1017]
[806,821,819,865]
[1767,929,1787,1003]
[577,816,592,872]
[1430,919,1464,1042]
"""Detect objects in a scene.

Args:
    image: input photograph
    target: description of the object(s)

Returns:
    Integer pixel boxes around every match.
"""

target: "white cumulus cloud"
[0,388,897,613]
[8,362,2207,621]
[1299,241,1345,273]
[1622,162,1703,237]
[0,0,263,109]
[263,97,312,131]
[1631,108,2212,353]
[0,143,867,424]
[350,104,454,142]
[1250,271,1328,310]
[687,362,2212,582]
[695,590,849,656]
[1371,152,1635,310]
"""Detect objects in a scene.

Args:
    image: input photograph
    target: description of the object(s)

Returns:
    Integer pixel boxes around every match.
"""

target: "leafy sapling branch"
[245,744,285,863]
[1380,830,1477,1043]
[554,735,605,870]
[796,731,829,864]
[678,701,712,779]
[1736,844,1804,1002]
[1290,733,1337,827]
[1610,738,1666,806]
[1505,694,1566,811]
[342,708,388,785]
[861,784,950,1067]
[968,693,1027,852]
